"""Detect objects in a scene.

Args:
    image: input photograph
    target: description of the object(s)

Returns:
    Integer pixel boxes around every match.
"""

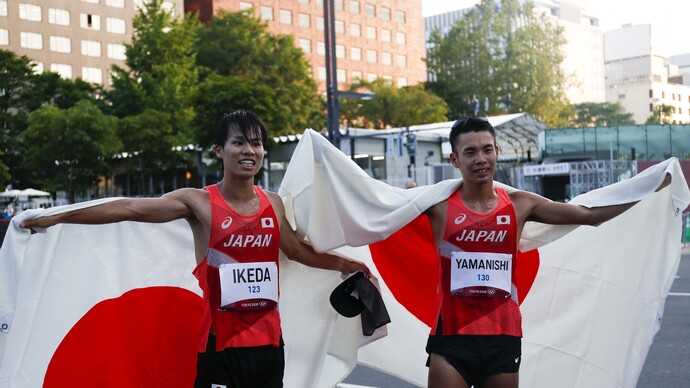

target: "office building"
[0,0,183,88]
[604,24,690,124]
[184,0,427,90]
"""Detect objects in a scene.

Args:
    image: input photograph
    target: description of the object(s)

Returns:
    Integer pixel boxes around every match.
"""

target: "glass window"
[260,6,273,21]
[397,54,406,68]
[81,40,101,57]
[337,68,346,83]
[50,63,73,79]
[350,23,360,37]
[80,13,101,30]
[19,3,42,21]
[105,0,124,7]
[365,3,375,17]
[367,73,377,82]
[106,18,126,34]
[352,71,362,81]
[82,67,103,84]
[239,2,252,10]
[317,41,325,56]
[381,29,391,42]
[279,9,292,24]
[298,0,309,3]
[382,52,392,66]
[396,31,406,45]
[49,8,70,26]
[366,26,376,40]
[50,36,71,53]
[317,67,327,81]
[20,31,42,49]
[367,49,377,63]
[298,13,309,28]
[32,61,44,74]
[351,47,361,61]
[107,43,126,60]
[299,38,311,53]
[380,6,390,20]
[350,1,360,14]
[0,0,7,17]
[81,0,99,3]
[396,10,405,23]
[0,28,8,45]
[335,20,344,34]
[397,77,407,87]
[316,16,324,31]
[336,44,345,58]
[335,0,344,11]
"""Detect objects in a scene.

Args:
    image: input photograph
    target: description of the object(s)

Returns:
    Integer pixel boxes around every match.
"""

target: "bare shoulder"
[262,190,286,214]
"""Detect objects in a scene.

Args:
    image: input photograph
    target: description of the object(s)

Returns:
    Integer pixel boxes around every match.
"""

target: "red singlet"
[430,187,522,337]
[193,185,282,352]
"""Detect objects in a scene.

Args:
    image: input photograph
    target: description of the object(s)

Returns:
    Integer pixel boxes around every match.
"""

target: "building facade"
[604,24,690,124]
[0,0,183,88]
[424,0,605,104]
[184,0,426,90]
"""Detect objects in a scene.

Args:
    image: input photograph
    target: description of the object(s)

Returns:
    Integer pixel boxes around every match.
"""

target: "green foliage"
[564,102,635,128]
[426,0,569,126]
[340,78,449,129]
[118,110,191,196]
[646,104,674,124]
[0,50,105,190]
[108,0,199,143]
[19,101,121,203]
[193,10,323,143]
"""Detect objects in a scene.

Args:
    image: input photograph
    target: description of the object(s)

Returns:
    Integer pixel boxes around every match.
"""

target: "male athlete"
[21,110,368,388]
[423,116,668,388]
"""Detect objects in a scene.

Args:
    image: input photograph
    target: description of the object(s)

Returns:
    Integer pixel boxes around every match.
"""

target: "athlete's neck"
[460,182,498,214]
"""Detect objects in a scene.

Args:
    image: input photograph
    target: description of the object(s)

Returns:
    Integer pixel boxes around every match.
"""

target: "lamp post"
[323,0,340,148]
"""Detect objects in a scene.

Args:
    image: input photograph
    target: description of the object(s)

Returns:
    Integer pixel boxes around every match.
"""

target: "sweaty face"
[450,131,498,185]
[215,129,265,179]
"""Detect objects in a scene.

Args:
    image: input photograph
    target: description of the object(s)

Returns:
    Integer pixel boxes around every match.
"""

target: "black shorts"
[426,334,521,386]
[195,335,285,388]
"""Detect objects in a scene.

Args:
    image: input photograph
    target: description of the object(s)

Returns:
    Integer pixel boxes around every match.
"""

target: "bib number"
[219,262,278,311]
[450,251,512,298]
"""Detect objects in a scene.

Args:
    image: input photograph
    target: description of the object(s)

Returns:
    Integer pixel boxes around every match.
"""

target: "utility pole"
[323,0,340,148]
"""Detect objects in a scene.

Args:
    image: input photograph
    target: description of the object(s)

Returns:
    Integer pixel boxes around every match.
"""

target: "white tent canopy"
[0,188,50,198]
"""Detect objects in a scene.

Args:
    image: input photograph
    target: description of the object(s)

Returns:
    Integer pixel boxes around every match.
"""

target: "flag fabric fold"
[1,128,688,388]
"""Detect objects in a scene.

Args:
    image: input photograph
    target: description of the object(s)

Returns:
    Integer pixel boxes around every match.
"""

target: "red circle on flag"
[44,286,203,387]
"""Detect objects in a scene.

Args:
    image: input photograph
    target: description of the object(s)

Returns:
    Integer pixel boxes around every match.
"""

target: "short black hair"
[449,116,496,153]
[213,110,268,148]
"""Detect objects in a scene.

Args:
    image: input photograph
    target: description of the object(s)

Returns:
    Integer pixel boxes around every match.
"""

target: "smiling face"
[449,130,499,186]
[214,128,265,180]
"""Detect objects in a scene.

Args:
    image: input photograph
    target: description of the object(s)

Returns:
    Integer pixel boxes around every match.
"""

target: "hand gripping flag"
[1,128,689,388]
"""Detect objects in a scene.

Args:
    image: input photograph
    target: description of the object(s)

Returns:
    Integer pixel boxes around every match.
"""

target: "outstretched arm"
[266,191,370,276]
[20,188,205,230]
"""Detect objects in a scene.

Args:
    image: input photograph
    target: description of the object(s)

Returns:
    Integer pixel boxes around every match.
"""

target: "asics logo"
[454,214,467,225]
[221,217,233,229]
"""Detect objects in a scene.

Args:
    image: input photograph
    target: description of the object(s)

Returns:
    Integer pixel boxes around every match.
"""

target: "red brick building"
[185,0,426,91]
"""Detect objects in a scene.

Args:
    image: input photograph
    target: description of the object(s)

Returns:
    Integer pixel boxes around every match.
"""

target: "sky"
[422,0,690,57]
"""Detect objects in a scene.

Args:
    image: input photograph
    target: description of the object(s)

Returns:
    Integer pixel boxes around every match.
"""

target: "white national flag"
[1,129,688,388]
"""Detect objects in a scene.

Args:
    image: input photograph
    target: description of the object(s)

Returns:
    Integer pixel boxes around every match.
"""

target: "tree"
[118,110,191,196]
[19,101,121,203]
[426,0,569,126]
[340,78,449,129]
[108,0,199,143]
[193,10,324,143]
[566,102,635,127]
[0,50,104,190]
[645,104,674,124]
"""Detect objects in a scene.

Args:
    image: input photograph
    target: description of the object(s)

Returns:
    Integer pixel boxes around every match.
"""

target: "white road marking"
[668,292,690,296]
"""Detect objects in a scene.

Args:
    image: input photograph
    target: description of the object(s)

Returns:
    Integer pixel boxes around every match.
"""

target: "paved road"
[343,250,690,387]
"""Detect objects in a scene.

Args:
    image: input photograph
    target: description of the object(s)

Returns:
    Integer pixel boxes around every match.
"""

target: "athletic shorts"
[195,335,285,388]
[426,333,521,386]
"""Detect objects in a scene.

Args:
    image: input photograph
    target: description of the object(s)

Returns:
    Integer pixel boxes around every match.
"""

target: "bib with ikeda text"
[450,251,512,298]
[219,262,278,311]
